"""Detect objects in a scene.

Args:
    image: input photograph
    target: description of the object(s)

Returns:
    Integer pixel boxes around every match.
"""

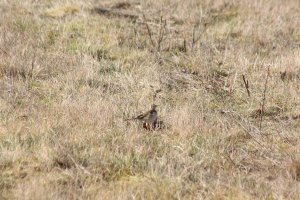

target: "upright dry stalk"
[142,14,155,47]
[0,47,9,56]
[191,25,201,51]
[142,14,167,52]
[157,19,167,52]
[242,74,250,97]
[192,25,196,49]
[259,65,270,131]
[29,52,36,79]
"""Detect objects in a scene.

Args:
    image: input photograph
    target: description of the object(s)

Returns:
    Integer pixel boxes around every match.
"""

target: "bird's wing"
[126,109,153,121]
[136,109,155,119]
[135,111,150,119]
[125,113,146,121]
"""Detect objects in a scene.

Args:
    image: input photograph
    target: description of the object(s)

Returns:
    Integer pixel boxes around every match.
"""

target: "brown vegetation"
[0,0,300,199]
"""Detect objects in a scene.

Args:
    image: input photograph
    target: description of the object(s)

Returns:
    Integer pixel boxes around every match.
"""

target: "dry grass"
[0,0,300,199]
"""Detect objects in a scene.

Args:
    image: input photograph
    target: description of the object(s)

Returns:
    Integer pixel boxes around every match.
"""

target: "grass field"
[0,0,300,199]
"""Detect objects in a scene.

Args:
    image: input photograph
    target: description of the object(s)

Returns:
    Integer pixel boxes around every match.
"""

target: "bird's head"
[151,104,158,110]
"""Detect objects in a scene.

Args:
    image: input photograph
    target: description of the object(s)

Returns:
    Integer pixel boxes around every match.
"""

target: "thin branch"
[55,141,92,175]
[29,52,36,79]
[192,25,196,49]
[191,25,201,50]
[242,74,251,97]
[0,47,9,56]
[142,14,155,47]
[157,19,167,52]
[66,153,92,175]
[259,65,270,131]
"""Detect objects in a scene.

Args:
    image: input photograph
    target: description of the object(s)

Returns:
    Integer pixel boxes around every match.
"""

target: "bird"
[127,104,158,123]
[126,104,158,130]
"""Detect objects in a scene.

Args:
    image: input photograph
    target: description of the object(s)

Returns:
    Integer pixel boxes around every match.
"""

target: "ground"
[0,0,300,199]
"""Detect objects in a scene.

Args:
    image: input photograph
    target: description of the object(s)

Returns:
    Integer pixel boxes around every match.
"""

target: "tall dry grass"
[0,0,300,199]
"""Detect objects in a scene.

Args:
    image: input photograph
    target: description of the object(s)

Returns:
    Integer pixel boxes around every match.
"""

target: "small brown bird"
[127,104,158,124]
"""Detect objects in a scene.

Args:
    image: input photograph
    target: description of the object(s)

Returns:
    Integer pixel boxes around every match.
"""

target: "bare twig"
[0,47,9,56]
[66,153,92,175]
[222,109,270,149]
[192,25,201,50]
[157,19,167,52]
[142,14,155,47]
[242,74,250,97]
[136,20,177,32]
[29,52,36,79]
[192,25,196,50]
[182,39,187,52]
[53,140,92,175]
[259,65,270,131]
